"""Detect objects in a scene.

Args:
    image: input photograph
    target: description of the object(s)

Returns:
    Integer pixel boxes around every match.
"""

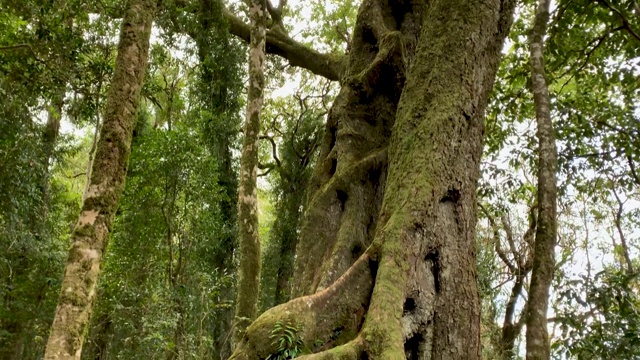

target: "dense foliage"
[0,0,638,358]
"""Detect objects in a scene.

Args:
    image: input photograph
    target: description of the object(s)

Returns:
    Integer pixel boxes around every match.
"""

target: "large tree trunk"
[526,0,558,359]
[43,0,156,358]
[233,0,268,346]
[230,0,516,359]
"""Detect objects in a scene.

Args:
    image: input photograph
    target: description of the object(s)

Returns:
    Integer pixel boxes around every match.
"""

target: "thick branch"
[223,9,345,81]
[260,135,282,168]
[266,0,285,26]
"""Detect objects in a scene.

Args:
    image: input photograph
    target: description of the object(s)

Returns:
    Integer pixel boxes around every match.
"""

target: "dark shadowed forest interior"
[1,0,639,359]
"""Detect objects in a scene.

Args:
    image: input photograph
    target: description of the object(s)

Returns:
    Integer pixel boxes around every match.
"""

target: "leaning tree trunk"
[526,0,558,359]
[43,0,156,358]
[230,0,516,359]
[233,0,267,346]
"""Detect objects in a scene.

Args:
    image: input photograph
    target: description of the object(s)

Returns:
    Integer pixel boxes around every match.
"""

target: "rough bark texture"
[43,0,156,358]
[230,0,516,359]
[526,0,558,359]
[233,0,267,346]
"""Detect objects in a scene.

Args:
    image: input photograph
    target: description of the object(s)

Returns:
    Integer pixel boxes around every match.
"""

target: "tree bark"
[526,0,558,359]
[230,0,516,359]
[233,0,267,347]
[43,0,156,358]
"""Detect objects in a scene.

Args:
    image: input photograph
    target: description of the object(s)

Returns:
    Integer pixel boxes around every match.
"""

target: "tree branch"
[611,187,634,274]
[626,154,640,185]
[597,0,640,42]
[266,0,284,26]
[223,8,345,81]
[260,135,281,168]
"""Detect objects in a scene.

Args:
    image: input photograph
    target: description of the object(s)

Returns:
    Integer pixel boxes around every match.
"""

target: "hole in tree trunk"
[404,332,423,360]
[403,297,416,314]
[361,26,378,51]
[336,190,348,211]
[425,250,441,293]
[329,157,337,176]
[440,188,461,203]
[388,0,412,30]
[351,244,363,260]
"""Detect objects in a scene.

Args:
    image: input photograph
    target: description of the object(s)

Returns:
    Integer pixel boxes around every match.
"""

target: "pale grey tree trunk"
[44,0,156,358]
[526,0,558,359]
[233,0,267,347]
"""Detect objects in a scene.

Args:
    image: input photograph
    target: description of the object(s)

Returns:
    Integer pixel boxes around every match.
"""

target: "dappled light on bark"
[43,0,157,357]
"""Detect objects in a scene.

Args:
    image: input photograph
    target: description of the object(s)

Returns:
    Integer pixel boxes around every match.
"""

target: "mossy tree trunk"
[43,0,156,358]
[233,0,267,346]
[526,0,558,359]
[190,0,243,356]
[228,0,516,358]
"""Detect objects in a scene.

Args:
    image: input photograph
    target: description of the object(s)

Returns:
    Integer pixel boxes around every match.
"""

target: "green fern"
[266,320,304,360]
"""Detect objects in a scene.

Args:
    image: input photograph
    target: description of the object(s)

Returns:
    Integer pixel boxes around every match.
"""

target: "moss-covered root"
[298,337,367,360]
[229,253,376,360]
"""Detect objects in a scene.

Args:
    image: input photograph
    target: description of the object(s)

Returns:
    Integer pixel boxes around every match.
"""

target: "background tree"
[44,0,157,357]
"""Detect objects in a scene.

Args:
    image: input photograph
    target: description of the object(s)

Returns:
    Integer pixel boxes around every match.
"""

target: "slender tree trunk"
[499,274,526,360]
[83,80,103,202]
[192,1,242,356]
[612,189,634,274]
[35,91,64,232]
[42,93,64,176]
[85,311,112,360]
[233,0,267,346]
[526,0,558,359]
[43,0,156,358]
[230,0,516,358]
[273,203,300,305]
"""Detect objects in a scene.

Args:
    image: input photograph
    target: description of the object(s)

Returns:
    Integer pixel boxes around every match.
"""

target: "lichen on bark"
[43,0,156,358]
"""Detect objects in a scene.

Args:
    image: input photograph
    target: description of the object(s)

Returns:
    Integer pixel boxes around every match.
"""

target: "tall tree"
[228,0,516,358]
[526,0,558,359]
[44,0,157,357]
[259,86,325,310]
[233,0,268,346]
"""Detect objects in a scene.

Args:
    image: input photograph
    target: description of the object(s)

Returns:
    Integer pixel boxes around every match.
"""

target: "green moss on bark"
[231,0,516,358]
[43,0,157,358]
